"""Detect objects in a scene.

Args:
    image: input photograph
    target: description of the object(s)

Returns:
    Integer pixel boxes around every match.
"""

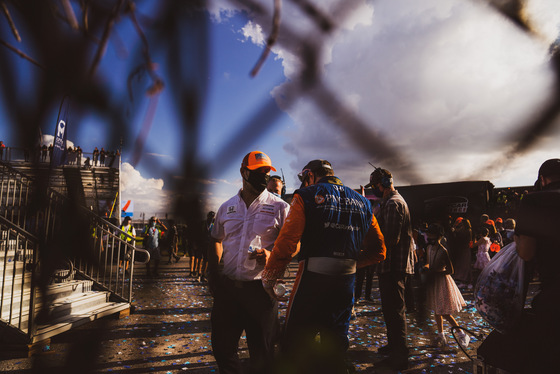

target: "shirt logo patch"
[260,204,275,215]
[315,195,325,204]
[227,205,237,214]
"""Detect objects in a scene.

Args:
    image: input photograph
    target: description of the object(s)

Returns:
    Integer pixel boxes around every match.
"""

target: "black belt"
[225,277,262,289]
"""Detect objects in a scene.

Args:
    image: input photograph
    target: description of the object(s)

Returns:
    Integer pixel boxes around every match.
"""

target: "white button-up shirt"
[211,189,290,281]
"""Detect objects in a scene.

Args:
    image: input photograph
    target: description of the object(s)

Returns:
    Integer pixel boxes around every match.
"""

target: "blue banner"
[51,97,69,167]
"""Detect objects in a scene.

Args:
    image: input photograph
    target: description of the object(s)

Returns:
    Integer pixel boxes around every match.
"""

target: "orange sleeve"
[262,194,306,287]
[357,214,386,268]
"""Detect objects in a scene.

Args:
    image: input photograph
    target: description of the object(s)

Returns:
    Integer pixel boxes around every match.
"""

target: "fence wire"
[0,0,559,370]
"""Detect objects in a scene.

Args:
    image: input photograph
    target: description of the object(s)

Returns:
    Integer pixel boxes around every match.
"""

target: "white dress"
[474,237,491,270]
[425,244,466,315]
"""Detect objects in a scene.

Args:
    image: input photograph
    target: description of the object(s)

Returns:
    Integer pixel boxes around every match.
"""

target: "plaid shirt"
[377,190,415,274]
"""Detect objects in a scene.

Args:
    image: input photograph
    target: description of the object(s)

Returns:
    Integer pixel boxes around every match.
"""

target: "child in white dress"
[474,227,491,270]
[423,223,470,348]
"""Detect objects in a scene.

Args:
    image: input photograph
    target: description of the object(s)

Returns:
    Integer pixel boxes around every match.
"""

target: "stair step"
[2,280,94,325]
[0,252,29,263]
[0,264,30,278]
[7,290,111,333]
[43,279,93,298]
[1,268,74,290]
[33,301,130,343]
[46,290,110,321]
[0,271,32,290]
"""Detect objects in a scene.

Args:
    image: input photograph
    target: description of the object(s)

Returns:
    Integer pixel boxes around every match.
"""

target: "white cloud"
[242,0,560,188]
[241,21,266,45]
[205,177,241,213]
[525,0,560,43]
[118,163,236,218]
[42,134,74,149]
[120,162,170,218]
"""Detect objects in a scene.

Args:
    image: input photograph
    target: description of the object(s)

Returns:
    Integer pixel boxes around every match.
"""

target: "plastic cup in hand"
[274,283,286,297]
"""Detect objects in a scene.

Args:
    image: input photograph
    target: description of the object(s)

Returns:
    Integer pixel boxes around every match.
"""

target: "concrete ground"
[0,255,498,373]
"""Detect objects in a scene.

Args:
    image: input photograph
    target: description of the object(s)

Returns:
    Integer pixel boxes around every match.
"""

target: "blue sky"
[2,0,560,218]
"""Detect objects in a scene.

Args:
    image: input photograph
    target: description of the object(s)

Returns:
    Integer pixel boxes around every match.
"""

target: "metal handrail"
[0,215,38,242]
[0,216,38,339]
[82,224,149,303]
[0,160,146,341]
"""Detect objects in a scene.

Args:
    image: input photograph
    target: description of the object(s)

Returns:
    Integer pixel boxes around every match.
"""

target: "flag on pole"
[121,200,134,218]
[51,96,69,167]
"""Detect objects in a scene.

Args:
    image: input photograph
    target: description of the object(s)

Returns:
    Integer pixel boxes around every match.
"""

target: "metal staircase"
[0,161,149,355]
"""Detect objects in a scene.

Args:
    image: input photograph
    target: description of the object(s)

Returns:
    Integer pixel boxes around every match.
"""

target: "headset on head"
[280,169,287,198]
[369,162,392,188]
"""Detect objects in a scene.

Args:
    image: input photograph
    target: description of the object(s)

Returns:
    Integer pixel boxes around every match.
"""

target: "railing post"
[28,240,38,339]
[128,242,134,303]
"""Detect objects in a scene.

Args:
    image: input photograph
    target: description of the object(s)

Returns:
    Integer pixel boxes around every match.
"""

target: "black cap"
[364,171,375,188]
[538,159,560,178]
[365,168,392,188]
[302,159,332,172]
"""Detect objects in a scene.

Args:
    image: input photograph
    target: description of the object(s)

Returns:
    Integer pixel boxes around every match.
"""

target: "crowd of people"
[0,141,119,168]
[134,213,213,283]
[118,153,557,373]
[198,152,559,374]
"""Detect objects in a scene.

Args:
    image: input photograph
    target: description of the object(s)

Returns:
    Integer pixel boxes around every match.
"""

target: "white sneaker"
[434,333,447,348]
[457,330,470,348]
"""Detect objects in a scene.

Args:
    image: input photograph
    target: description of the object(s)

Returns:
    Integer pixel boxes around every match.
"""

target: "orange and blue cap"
[241,151,276,171]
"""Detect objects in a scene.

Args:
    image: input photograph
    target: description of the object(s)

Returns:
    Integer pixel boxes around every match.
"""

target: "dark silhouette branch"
[61,0,79,30]
[80,0,90,32]
[126,0,164,95]
[484,0,535,35]
[88,0,126,78]
[0,38,45,69]
[1,1,21,42]
[250,0,281,77]
[289,0,334,32]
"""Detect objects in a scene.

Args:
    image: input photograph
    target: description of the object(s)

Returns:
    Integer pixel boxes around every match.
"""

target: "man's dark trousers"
[211,277,277,374]
[378,271,409,363]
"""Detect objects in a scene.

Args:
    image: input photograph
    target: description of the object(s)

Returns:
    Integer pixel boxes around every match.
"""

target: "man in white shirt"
[208,151,290,374]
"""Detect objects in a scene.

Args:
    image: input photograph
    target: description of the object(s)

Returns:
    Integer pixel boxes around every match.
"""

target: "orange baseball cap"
[241,151,277,171]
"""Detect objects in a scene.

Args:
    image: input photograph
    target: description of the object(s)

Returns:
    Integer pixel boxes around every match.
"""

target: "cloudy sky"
[3,0,560,219]
[84,0,560,217]
[198,0,560,210]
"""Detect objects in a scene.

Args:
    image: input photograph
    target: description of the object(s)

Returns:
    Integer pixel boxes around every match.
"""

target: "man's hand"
[263,284,277,301]
[249,248,270,266]
[262,280,289,302]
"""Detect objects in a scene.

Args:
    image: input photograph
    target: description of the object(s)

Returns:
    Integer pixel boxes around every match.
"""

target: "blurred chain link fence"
[0,0,559,370]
